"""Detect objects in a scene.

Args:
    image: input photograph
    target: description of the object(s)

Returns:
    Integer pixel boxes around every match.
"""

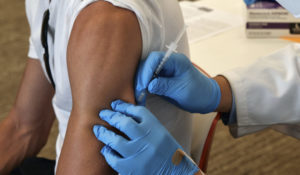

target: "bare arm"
[56,2,142,174]
[0,59,55,174]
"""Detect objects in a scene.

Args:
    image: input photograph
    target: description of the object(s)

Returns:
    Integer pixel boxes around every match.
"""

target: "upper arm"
[56,2,142,174]
[68,1,142,114]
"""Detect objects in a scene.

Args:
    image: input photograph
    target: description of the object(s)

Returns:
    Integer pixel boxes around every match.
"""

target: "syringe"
[137,25,187,104]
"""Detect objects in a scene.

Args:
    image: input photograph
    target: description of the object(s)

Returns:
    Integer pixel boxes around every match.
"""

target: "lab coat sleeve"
[221,43,300,138]
[221,93,237,125]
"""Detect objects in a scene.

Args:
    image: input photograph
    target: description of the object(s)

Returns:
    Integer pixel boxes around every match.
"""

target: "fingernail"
[93,125,100,136]
[99,110,108,119]
[111,100,123,109]
[148,80,156,92]
[101,146,107,154]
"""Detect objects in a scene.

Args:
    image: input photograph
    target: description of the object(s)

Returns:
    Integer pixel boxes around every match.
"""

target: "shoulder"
[67,1,143,64]
[73,1,138,32]
[67,0,166,59]
[68,1,142,53]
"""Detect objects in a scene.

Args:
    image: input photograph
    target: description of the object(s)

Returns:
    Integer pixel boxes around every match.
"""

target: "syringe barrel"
[154,43,177,76]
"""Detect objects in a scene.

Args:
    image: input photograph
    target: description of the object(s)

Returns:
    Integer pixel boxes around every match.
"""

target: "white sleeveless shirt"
[25,0,192,169]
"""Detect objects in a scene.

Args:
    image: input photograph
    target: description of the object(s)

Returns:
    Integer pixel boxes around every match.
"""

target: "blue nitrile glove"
[244,0,276,5]
[244,0,257,5]
[93,100,200,175]
[135,51,221,114]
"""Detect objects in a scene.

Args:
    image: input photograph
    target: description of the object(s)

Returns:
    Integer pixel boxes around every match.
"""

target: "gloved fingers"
[94,125,137,157]
[157,53,191,77]
[135,52,165,103]
[111,100,143,121]
[135,89,147,106]
[111,100,152,122]
[99,109,145,140]
[148,77,178,98]
[142,51,166,78]
[101,146,122,171]
[135,52,165,89]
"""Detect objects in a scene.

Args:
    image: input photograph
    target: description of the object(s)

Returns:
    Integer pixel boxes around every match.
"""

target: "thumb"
[137,52,165,88]
[135,52,165,103]
[148,77,178,98]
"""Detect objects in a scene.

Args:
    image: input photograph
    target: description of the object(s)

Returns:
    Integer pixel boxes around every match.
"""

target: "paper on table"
[180,1,243,44]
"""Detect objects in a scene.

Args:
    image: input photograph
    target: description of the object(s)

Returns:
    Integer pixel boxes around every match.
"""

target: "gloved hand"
[93,100,200,175]
[135,51,221,114]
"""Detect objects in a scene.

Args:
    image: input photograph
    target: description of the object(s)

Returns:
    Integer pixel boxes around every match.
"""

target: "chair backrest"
[190,62,221,173]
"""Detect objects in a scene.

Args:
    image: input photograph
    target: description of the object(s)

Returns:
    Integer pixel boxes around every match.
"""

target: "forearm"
[0,110,51,174]
[0,59,55,174]
[0,116,25,174]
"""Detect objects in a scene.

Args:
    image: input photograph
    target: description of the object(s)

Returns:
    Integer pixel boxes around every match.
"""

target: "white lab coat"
[222,43,300,139]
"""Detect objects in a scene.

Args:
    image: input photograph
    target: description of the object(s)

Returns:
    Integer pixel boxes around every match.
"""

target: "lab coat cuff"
[220,69,250,126]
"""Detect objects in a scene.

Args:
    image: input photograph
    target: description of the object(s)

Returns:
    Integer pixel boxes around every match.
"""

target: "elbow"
[9,106,53,150]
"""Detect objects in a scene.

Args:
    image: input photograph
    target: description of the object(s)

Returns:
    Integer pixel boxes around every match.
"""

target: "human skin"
[56,1,142,175]
[0,59,55,175]
[214,75,233,113]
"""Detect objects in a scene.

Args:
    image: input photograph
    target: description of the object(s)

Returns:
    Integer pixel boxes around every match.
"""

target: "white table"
[189,0,291,76]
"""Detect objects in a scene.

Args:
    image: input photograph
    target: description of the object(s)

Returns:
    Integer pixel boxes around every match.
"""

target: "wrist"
[213,76,232,113]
